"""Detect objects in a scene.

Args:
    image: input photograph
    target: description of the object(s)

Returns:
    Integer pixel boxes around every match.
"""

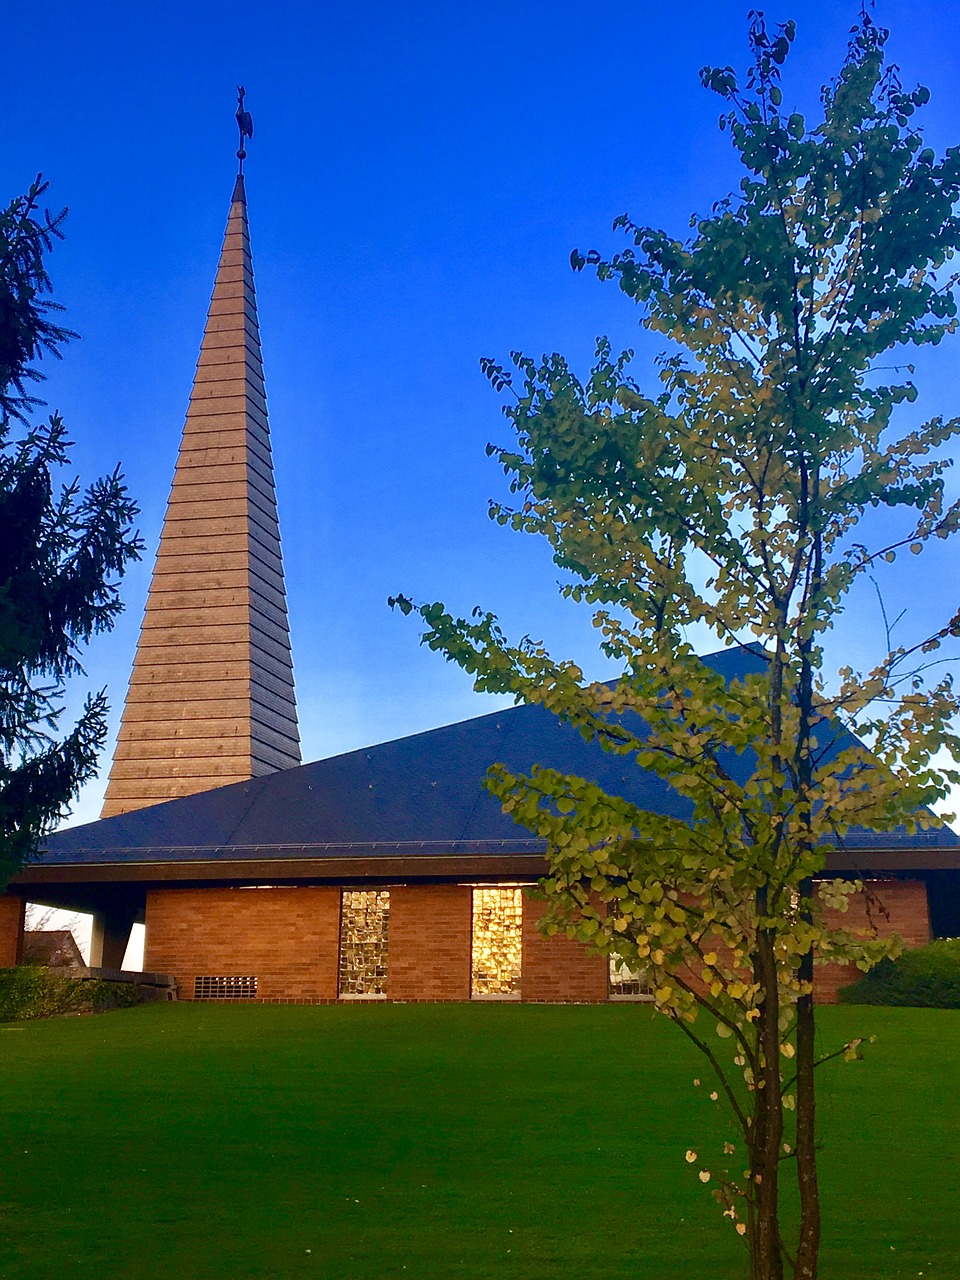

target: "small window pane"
[609,954,653,1000]
[339,890,390,997]
[471,887,522,998]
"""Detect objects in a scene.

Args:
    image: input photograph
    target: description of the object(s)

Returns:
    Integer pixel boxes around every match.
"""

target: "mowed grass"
[0,1004,957,1279]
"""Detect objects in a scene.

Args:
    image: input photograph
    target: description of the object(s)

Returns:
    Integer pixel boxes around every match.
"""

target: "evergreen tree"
[0,177,141,885]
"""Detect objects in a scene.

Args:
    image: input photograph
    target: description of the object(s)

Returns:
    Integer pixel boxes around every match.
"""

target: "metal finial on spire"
[236,85,254,174]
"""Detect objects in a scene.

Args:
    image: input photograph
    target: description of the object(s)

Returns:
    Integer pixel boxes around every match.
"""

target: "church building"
[1,145,958,1004]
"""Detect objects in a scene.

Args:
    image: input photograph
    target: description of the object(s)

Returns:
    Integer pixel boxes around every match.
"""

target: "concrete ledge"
[50,967,179,1000]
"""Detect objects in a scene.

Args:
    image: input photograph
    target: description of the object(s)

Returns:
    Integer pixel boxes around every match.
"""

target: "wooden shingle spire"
[101,166,300,818]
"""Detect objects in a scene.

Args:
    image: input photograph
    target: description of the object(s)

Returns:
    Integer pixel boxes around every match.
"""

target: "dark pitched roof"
[39,645,959,867]
[22,930,85,969]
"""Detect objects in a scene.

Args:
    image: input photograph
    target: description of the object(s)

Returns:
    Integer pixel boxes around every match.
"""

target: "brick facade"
[388,885,472,1001]
[146,883,613,1003]
[521,894,609,1002]
[140,878,930,1004]
[0,895,24,968]
[814,878,930,1003]
[144,887,339,1001]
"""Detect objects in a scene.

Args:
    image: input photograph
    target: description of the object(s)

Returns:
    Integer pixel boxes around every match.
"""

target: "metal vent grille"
[194,975,258,1000]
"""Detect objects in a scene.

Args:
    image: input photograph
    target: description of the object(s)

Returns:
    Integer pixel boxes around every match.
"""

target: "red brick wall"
[666,880,930,1006]
[815,879,930,1003]
[388,885,472,1001]
[144,887,340,1000]
[138,878,932,1005]
[521,894,608,1002]
[0,895,24,967]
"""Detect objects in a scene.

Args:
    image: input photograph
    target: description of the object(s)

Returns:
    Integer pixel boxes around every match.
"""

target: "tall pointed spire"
[102,111,299,818]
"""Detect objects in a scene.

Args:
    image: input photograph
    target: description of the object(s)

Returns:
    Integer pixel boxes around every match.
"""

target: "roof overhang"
[13,841,960,895]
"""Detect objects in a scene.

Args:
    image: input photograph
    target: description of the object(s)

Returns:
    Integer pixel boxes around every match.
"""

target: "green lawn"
[0,1003,956,1279]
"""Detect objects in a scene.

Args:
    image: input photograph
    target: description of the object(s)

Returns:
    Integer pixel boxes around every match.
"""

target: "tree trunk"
[750,928,785,1280]
[794,939,820,1279]
[795,582,821,1279]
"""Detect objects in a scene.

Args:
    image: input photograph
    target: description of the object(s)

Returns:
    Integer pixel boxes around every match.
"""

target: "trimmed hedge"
[838,938,960,1008]
[0,966,144,1022]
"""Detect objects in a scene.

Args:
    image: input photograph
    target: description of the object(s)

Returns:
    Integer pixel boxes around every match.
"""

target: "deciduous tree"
[394,13,960,1279]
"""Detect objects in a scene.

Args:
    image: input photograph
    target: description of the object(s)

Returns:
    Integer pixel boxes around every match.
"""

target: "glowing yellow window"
[339,890,390,999]
[471,887,522,999]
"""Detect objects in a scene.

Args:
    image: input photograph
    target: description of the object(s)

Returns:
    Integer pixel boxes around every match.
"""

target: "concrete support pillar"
[0,895,25,967]
[89,901,137,970]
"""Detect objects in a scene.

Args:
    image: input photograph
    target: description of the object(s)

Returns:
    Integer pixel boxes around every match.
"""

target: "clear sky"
[2,0,959,829]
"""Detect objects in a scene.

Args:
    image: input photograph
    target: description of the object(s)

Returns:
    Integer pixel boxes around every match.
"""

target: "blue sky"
[2,0,959,828]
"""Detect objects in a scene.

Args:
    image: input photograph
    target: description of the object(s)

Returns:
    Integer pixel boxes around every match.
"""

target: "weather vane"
[236,86,254,175]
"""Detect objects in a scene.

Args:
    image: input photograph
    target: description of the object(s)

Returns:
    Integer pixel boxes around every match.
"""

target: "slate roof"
[38,645,959,869]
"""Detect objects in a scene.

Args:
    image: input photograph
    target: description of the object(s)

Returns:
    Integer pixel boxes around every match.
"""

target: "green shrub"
[0,966,144,1022]
[838,938,960,1008]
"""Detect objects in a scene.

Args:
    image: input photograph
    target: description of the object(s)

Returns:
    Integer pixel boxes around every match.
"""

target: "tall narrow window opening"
[471,887,522,999]
[339,890,390,998]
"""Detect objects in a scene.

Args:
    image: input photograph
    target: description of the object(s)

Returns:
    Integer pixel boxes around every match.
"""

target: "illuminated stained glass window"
[609,953,654,1000]
[471,887,523,999]
[339,890,390,998]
